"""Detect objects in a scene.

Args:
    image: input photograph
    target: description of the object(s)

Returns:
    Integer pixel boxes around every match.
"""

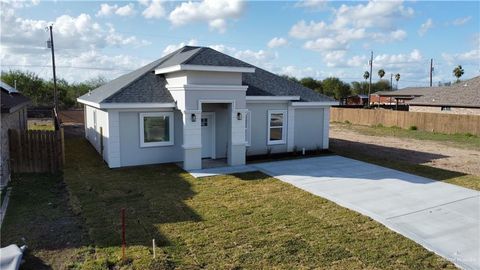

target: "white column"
[322,107,330,149]
[287,105,295,152]
[108,110,121,168]
[229,109,247,166]
[182,110,202,170]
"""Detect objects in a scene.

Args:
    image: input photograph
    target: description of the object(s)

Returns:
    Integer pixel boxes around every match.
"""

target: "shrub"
[409,126,418,130]
[376,123,384,128]
[344,120,351,124]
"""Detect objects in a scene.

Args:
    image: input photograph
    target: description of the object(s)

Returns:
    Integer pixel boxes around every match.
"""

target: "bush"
[376,123,384,128]
[409,126,418,130]
[344,120,351,124]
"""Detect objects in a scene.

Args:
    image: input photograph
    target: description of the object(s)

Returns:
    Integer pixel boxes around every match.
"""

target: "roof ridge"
[179,46,204,65]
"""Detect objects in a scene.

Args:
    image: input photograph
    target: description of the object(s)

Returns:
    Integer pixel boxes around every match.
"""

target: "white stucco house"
[77,46,337,170]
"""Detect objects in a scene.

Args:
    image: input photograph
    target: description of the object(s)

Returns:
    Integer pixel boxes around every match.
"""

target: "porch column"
[182,110,202,170]
[228,109,247,166]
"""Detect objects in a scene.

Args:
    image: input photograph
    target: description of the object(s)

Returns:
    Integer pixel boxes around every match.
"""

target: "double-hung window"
[140,112,174,147]
[267,110,287,145]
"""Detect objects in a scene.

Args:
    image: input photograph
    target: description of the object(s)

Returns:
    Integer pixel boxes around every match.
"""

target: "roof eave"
[155,64,255,75]
[77,98,176,109]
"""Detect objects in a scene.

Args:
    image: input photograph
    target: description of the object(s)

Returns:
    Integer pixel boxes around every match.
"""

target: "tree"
[363,71,370,81]
[322,77,351,100]
[281,75,299,83]
[377,69,385,79]
[299,77,323,94]
[394,73,400,89]
[453,65,464,82]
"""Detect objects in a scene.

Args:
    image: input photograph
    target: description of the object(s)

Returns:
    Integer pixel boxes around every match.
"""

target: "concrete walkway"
[253,156,480,270]
[188,155,480,269]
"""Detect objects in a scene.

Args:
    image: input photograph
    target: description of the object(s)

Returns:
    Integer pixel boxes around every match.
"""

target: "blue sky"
[1,0,479,87]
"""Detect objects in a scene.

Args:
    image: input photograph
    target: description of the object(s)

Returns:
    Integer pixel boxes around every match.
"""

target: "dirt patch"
[58,110,84,125]
[330,123,480,176]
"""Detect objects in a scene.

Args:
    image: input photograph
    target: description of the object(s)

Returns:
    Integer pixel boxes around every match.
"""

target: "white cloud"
[97,3,136,17]
[162,39,198,55]
[304,38,347,52]
[451,16,472,26]
[267,37,288,48]
[141,0,165,19]
[295,0,328,10]
[289,20,329,39]
[168,0,244,33]
[209,44,277,68]
[442,49,480,66]
[418,18,433,36]
[0,1,151,82]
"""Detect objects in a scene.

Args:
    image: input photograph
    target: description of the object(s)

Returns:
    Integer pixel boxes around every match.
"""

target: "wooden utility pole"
[367,51,373,107]
[390,73,393,90]
[47,25,58,113]
[429,58,433,87]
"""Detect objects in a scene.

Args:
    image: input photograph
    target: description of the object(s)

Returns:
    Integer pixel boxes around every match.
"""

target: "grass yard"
[0,137,457,269]
[28,118,55,131]
[334,122,480,150]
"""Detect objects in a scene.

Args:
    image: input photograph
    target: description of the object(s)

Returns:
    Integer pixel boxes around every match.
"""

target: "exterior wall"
[293,108,325,151]
[165,71,242,86]
[85,105,109,162]
[1,107,28,187]
[409,105,480,115]
[118,109,184,166]
[246,102,289,156]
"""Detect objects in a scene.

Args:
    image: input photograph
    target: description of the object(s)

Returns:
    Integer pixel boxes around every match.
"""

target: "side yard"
[0,137,456,269]
[330,122,480,190]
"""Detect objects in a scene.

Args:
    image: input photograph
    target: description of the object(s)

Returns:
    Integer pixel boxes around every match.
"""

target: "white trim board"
[77,98,177,109]
[155,64,255,74]
[291,101,338,107]
[246,96,300,101]
[167,84,248,91]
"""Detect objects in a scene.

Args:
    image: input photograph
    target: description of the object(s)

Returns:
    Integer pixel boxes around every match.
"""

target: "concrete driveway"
[253,156,480,270]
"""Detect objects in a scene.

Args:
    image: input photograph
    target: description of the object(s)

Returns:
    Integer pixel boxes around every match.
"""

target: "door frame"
[201,112,216,159]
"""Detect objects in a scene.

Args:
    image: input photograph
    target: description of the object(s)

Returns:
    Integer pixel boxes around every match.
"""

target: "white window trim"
[245,111,251,146]
[139,112,174,147]
[267,110,287,145]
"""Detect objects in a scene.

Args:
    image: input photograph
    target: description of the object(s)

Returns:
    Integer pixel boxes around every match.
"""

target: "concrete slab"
[188,164,257,178]
[253,156,480,270]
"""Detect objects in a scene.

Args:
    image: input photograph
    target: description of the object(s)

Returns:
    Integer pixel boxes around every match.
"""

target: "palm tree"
[453,65,464,82]
[394,73,400,90]
[363,71,370,81]
[378,69,385,80]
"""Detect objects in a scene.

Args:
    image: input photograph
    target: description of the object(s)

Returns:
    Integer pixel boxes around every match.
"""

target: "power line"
[0,64,133,72]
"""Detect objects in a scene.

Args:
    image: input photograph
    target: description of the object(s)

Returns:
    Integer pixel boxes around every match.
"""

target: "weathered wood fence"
[8,129,65,173]
[331,108,480,136]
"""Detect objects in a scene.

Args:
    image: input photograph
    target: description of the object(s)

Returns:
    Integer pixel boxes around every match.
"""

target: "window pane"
[270,127,283,141]
[270,113,283,127]
[144,116,170,142]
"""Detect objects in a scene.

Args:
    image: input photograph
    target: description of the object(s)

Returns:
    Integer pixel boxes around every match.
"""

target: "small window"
[245,111,251,146]
[267,110,287,145]
[201,118,208,127]
[140,112,174,147]
[441,106,451,111]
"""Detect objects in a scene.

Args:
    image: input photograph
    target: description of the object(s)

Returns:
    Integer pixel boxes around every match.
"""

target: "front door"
[201,113,214,158]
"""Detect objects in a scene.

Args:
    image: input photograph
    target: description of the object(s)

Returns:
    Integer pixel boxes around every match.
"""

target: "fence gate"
[8,129,65,173]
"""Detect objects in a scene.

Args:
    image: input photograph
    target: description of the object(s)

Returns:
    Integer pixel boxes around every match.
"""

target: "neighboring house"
[370,87,439,106]
[408,76,480,115]
[77,46,337,170]
[345,94,368,106]
[1,81,30,187]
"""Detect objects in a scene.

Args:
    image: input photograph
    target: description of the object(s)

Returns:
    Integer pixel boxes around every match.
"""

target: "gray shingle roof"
[1,81,31,113]
[375,87,440,97]
[408,76,480,108]
[79,46,332,104]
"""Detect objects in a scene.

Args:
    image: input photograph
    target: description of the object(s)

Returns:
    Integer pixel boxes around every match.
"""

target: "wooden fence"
[330,108,480,136]
[8,129,65,173]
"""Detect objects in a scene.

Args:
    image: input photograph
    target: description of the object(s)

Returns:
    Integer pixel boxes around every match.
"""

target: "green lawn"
[333,122,480,150]
[0,138,456,269]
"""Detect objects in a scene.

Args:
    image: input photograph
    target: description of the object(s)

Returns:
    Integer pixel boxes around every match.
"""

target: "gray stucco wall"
[294,108,325,150]
[119,109,184,166]
[1,107,28,187]
[246,102,288,156]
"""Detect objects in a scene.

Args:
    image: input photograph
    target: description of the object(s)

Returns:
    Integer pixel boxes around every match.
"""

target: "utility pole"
[390,73,393,90]
[47,25,58,114]
[367,51,373,107]
[429,58,434,87]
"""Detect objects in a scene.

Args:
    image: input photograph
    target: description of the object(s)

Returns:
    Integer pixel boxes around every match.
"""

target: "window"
[267,110,287,145]
[245,111,251,146]
[441,106,451,111]
[140,112,174,147]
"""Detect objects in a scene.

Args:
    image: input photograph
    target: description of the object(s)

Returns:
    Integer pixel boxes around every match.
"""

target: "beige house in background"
[408,76,480,115]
